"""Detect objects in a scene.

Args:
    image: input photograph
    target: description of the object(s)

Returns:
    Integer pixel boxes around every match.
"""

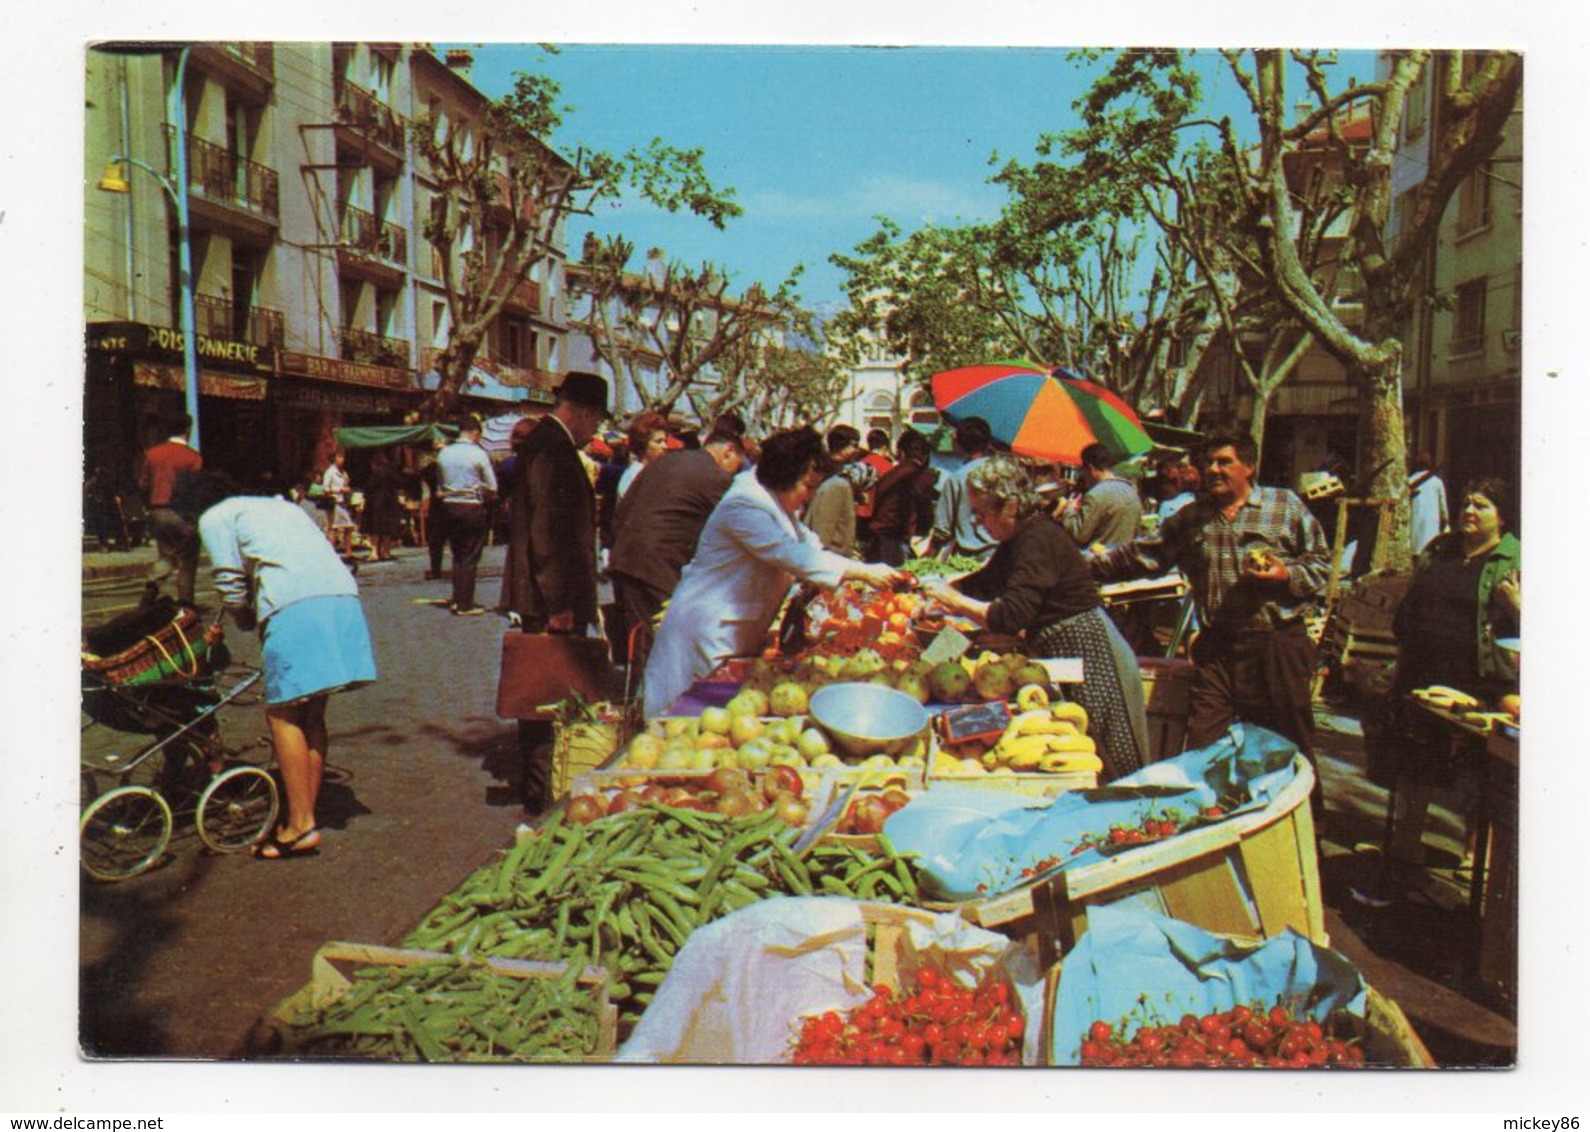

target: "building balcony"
[191,43,274,102]
[338,327,411,370]
[334,81,406,172]
[505,278,542,314]
[335,205,408,288]
[168,126,279,244]
[338,205,407,263]
[193,293,284,350]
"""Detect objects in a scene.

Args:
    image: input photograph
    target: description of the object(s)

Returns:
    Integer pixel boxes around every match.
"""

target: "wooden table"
[1388,695,1519,1001]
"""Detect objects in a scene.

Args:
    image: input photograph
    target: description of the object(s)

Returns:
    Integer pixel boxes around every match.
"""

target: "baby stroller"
[80,599,280,881]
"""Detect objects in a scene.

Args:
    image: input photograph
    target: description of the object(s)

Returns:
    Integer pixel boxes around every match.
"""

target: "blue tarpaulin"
[1046,905,1368,1065]
[883,725,1304,902]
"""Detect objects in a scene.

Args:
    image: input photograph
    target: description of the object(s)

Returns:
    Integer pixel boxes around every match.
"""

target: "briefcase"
[495,631,614,720]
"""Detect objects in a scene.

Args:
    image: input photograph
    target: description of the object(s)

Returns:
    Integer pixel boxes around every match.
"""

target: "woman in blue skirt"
[183,472,378,858]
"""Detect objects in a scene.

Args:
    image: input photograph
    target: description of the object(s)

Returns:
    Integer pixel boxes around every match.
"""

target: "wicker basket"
[82,606,213,686]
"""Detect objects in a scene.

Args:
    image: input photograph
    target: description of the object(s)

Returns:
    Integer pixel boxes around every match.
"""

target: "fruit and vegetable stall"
[253,575,1433,1067]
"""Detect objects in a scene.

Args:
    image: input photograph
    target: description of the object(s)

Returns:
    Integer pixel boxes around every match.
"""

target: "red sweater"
[138,440,202,507]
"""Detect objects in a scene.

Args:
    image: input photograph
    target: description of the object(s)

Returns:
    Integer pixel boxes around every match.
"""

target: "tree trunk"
[1248,392,1270,479]
[1355,352,1414,575]
[424,335,483,421]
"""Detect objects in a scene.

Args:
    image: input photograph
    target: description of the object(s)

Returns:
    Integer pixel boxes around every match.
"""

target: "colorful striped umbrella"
[930,361,1153,466]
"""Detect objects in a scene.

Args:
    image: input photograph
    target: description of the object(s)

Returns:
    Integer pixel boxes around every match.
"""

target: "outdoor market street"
[78,542,1517,1065]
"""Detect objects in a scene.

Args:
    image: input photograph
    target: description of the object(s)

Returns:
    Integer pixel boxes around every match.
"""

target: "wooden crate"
[858,903,940,991]
[261,941,618,1061]
[958,760,1325,959]
[1138,658,1195,763]
[1037,958,1435,1067]
[926,764,1098,796]
[550,701,639,800]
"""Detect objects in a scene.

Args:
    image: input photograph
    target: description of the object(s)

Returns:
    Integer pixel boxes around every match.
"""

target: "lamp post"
[97,46,200,452]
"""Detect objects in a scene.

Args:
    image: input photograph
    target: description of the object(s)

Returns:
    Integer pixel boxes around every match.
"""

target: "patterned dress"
[957,514,1148,781]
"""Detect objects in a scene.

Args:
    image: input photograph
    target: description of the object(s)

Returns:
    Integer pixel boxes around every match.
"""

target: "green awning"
[333,422,458,450]
[1143,420,1205,451]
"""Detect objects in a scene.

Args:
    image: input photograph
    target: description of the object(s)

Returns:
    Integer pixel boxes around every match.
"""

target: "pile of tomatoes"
[790,967,1026,1066]
[798,584,925,661]
[1072,806,1226,855]
[1079,1002,1367,1068]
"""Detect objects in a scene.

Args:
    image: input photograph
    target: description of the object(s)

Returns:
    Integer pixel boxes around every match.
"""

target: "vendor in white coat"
[643,427,907,717]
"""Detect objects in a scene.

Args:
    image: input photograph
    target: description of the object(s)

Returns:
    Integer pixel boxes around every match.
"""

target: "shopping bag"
[494,631,613,720]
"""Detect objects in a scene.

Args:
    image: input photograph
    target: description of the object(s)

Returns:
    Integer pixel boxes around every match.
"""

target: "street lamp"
[96,46,200,452]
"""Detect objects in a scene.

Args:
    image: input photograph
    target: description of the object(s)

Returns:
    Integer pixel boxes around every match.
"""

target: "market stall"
[254,570,1430,1067]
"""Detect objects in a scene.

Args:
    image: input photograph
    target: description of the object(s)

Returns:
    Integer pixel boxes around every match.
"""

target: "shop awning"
[133,363,267,401]
[333,422,458,450]
[1143,420,1206,451]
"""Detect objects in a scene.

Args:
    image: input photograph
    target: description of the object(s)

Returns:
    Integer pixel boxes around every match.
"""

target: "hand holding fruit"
[847,562,910,591]
[1241,546,1288,583]
[922,579,981,622]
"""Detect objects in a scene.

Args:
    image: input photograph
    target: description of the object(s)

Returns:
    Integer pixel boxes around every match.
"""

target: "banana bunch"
[1413,685,1480,711]
[985,701,1101,774]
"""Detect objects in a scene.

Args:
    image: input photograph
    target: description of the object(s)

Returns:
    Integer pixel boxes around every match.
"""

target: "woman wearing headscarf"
[922,455,1149,781]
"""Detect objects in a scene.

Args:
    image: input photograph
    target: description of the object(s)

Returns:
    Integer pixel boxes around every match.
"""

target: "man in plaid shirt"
[1089,434,1330,801]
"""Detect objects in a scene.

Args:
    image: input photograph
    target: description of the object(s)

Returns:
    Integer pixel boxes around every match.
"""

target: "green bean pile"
[402,803,921,1034]
[276,957,605,1062]
[902,555,983,577]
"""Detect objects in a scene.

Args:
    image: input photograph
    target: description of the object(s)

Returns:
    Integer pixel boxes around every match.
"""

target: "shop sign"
[87,322,275,372]
[87,322,148,353]
[279,350,414,391]
[274,380,409,415]
[133,363,268,402]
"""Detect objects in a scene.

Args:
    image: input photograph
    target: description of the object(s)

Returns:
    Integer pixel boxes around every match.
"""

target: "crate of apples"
[566,764,817,827]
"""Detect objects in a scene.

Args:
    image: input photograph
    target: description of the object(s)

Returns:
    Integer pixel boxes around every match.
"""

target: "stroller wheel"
[81,786,172,881]
[196,766,280,853]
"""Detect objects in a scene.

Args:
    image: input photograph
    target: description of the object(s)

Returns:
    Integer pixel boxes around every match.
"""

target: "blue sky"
[453,45,1379,313]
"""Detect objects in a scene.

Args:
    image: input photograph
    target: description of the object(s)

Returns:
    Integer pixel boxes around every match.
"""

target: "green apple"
[769,681,810,717]
[796,727,832,759]
[626,733,663,769]
[769,745,807,769]
[686,745,717,772]
[662,716,699,740]
[698,706,732,736]
[658,744,695,771]
[810,752,844,769]
[726,688,770,717]
[729,713,765,748]
[735,738,775,770]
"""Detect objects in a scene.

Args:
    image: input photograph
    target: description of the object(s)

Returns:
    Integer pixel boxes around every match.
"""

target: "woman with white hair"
[922,455,1149,781]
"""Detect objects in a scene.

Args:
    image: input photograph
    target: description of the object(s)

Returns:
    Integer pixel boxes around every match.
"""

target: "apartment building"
[1391,55,1524,497]
[84,42,568,493]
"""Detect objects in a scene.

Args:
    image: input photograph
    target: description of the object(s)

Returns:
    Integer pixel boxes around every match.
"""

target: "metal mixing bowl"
[809,682,930,758]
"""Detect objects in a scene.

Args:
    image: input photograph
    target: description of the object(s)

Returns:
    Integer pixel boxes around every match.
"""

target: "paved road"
[80,546,532,1058]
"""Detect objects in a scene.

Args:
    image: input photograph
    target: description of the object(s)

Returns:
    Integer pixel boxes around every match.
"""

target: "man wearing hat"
[506,370,609,812]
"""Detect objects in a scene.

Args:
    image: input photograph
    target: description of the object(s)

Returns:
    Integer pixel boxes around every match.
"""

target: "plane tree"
[1072,47,1522,569]
[414,65,741,416]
